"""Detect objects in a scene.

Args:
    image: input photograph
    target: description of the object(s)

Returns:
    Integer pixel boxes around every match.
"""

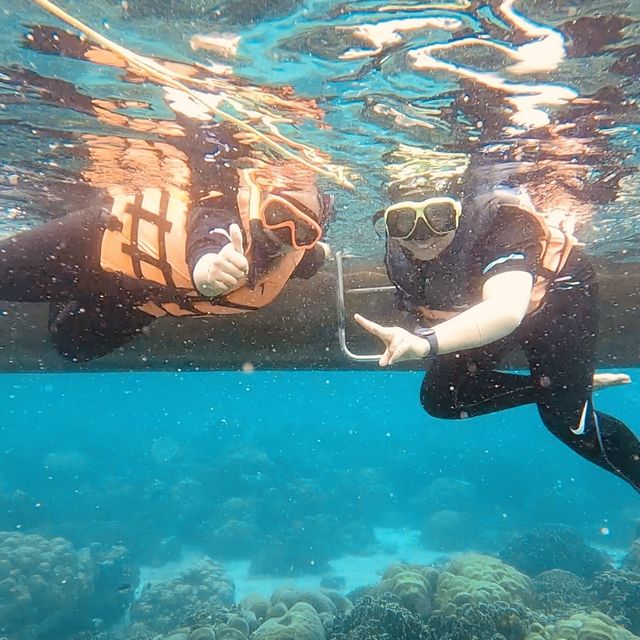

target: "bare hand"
[354,313,429,366]
[192,224,249,297]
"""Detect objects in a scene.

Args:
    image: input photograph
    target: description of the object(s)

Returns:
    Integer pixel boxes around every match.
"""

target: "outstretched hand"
[192,224,249,298]
[354,313,429,366]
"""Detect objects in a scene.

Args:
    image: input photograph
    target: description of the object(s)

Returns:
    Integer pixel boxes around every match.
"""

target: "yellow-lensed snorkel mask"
[376,196,462,239]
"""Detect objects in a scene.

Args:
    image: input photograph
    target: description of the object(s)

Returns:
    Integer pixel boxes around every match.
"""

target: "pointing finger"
[353,313,387,339]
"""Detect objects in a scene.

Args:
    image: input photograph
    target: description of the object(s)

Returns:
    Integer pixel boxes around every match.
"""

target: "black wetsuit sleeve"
[291,245,326,279]
[185,207,245,276]
[479,208,541,283]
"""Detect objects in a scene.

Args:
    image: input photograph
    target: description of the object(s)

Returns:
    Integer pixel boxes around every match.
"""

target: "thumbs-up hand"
[192,224,249,298]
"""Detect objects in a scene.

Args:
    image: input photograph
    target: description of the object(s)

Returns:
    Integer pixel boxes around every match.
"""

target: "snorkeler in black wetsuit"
[0,25,332,363]
[0,192,328,363]
[355,185,640,494]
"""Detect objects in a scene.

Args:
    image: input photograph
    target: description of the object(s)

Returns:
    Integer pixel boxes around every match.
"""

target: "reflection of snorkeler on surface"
[0,23,339,362]
[354,169,640,494]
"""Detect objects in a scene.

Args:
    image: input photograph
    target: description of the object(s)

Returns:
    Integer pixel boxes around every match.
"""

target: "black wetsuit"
[0,205,324,362]
[387,198,640,493]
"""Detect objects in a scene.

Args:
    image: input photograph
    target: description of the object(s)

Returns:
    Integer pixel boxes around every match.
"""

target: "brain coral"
[525,611,640,640]
[252,602,325,640]
[0,531,92,635]
[131,557,235,633]
[369,564,438,618]
[435,553,535,612]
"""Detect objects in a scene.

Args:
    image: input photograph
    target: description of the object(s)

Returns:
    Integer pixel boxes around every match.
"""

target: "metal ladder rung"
[335,251,391,362]
[345,285,396,294]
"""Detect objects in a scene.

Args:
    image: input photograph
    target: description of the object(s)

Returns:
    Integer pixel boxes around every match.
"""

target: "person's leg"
[48,297,156,362]
[525,263,640,492]
[420,338,540,419]
[0,209,159,361]
[0,209,104,301]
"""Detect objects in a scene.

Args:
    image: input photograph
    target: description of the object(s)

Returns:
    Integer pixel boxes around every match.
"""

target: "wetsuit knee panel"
[420,374,461,419]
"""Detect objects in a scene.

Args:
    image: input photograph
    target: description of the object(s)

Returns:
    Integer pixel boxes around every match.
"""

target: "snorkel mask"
[242,168,331,287]
[244,168,325,250]
[381,196,462,239]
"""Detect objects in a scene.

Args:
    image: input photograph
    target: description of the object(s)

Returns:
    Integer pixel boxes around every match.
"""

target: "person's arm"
[186,206,249,298]
[354,268,534,367]
[426,269,533,353]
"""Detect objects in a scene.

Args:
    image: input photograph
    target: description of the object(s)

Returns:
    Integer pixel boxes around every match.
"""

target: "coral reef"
[499,525,611,578]
[525,611,640,640]
[421,510,477,552]
[428,600,542,640]
[199,518,259,559]
[590,570,640,635]
[79,543,140,629]
[533,570,593,616]
[435,554,535,612]
[0,530,93,636]
[60,552,640,640]
[329,595,434,640]
[369,564,438,617]
[130,557,235,633]
[249,514,343,576]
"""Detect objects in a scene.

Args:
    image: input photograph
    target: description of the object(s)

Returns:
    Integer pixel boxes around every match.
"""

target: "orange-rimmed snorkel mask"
[244,168,326,251]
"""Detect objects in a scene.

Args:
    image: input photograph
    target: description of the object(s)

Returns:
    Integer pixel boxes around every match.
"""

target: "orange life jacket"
[98,185,305,317]
[499,203,580,314]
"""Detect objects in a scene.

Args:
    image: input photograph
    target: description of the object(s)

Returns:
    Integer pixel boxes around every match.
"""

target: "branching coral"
[329,595,435,640]
[590,570,640,634]
[499,526,611,579]
[533,570,593,616]
[427,601,543,640]
[435,554,535,611]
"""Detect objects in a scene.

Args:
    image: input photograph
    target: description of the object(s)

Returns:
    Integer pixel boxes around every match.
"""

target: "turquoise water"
[1,1,640,639]
[1,370,639,637]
